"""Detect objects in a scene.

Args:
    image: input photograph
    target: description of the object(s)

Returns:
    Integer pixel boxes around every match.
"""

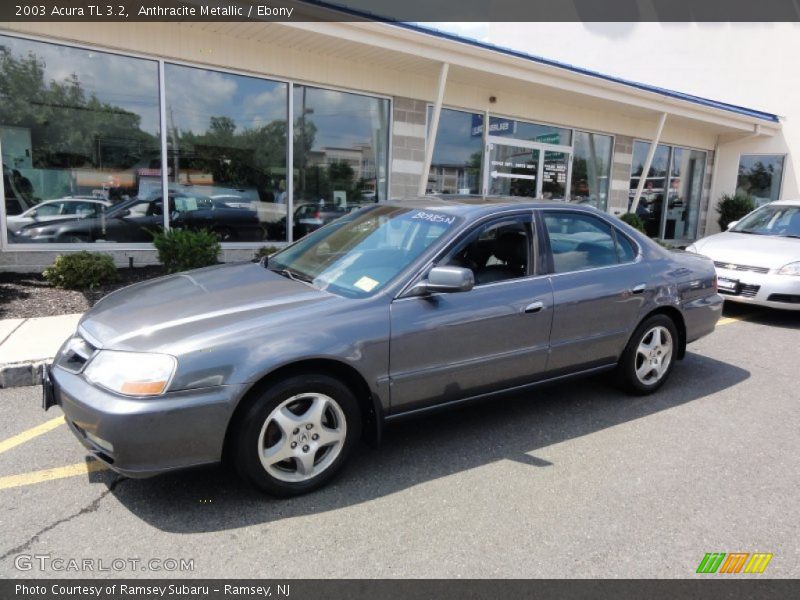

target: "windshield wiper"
[270,267,314,284]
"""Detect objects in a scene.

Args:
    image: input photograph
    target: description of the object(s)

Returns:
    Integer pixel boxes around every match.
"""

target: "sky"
[428,22,799,116]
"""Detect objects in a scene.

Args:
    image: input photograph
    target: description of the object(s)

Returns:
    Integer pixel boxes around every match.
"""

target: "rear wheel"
[233,374,361,496]
[617,314,678,395]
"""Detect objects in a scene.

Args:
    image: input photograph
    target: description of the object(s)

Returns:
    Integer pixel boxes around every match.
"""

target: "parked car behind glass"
[6,197,111,235]
[44,196,722,497]
[12,193,263,243]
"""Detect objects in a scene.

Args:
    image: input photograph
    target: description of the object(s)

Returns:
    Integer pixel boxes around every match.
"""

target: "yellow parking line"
[0,416,64,456]
[0,460,108,490]
[718,313,754,326]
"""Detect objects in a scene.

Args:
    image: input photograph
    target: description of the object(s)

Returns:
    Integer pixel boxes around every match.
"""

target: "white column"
[630,112,668,214]
[418,62,449,196]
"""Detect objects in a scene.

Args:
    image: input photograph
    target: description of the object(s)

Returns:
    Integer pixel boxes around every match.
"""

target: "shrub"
[152,228,221,273]
[254,245,281,262]
[716,192,755,231]
[618,212,646,233]
[43,252,120,290]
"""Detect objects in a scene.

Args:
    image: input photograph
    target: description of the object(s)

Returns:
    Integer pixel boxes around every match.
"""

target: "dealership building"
[0,19,790,270]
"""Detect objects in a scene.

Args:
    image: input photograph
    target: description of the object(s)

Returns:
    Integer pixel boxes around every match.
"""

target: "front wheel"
[617,314,678,395]
[232,374,362,496]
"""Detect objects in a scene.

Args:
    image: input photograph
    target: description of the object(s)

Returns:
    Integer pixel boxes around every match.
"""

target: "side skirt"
[384,363,617,423]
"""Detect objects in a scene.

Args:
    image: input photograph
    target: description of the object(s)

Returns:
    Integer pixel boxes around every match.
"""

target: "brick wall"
[609,135,634,216]
[390,97,427,199]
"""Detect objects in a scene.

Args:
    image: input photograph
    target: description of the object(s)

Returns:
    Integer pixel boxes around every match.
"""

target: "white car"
[6,197,112,234]
[686,200,800,310]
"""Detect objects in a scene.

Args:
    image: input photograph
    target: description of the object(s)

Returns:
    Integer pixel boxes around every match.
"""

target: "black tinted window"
[544,213,618,273]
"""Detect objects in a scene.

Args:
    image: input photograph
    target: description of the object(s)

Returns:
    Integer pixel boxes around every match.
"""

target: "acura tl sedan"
[44,197,722,496]
[686,200,800,310]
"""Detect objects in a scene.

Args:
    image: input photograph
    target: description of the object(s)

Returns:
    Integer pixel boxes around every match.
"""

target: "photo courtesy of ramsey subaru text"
[43,196,722,496]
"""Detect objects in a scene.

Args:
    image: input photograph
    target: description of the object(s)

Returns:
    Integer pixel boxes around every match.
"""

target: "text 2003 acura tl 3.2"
[43,197,722,496]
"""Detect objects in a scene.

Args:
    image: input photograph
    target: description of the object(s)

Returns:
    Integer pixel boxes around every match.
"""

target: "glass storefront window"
[293,85,389,239]
[426,108,483,195]
[1,35,161,244]
[165,63,288,242]
[737,154,784,206]
[488,116,571,146]
[629,141,706,241]
[570,131,612,210]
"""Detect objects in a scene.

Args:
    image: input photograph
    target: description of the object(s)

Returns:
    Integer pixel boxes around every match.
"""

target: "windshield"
[732,204,800,237]
[268,205,461,298]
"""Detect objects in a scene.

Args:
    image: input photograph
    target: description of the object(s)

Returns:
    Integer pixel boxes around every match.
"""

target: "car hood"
[691,232,800,269]
[79,262,337,351]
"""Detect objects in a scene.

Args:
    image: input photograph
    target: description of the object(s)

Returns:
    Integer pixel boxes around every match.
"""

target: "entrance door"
[485,136,572,200]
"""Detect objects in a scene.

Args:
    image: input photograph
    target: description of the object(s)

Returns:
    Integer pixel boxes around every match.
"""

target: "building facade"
[0,20,787,271]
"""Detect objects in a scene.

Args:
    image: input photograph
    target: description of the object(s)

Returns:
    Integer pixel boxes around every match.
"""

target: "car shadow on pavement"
[106,352,749,532]
[722,302,800,329]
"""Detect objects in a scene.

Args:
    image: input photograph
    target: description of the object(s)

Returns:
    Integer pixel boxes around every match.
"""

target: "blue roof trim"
[300,2,779,124]
[392,22,780,124]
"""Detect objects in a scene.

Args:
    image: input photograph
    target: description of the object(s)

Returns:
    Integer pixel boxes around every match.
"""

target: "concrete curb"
[0,360,47,388]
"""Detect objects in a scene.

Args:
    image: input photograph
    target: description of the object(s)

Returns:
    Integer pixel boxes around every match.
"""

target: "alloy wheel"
[634,325,673,385]
[257,393,347,483]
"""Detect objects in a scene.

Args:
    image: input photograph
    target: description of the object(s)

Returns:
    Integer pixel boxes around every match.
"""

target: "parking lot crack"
[0,476,126,562]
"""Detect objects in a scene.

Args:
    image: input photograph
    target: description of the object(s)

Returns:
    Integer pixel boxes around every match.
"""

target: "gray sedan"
[44,197,722,496]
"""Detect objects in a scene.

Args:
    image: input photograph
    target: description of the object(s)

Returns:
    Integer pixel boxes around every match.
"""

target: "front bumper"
[48,365,247,478]
[715,268,800,311]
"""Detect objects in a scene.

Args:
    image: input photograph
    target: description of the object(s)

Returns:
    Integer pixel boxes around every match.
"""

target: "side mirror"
[410,266,475,296]
[726,220,739,230]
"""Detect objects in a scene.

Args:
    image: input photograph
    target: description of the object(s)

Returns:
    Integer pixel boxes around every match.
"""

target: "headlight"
[777,261,800,276]
[84,350,177,396]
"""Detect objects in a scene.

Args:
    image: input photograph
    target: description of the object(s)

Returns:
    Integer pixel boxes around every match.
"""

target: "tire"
[617,314,678,395]
[232,374,362,496]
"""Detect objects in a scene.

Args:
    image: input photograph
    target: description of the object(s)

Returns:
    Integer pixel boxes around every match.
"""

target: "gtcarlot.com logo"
[14,554,194,573]
[696,552,773,574]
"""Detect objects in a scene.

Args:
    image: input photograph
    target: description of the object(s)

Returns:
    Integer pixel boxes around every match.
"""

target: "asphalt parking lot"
[0,303,798,579]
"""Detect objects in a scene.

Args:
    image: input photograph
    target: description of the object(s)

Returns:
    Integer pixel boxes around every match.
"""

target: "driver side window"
[441,217,532,286]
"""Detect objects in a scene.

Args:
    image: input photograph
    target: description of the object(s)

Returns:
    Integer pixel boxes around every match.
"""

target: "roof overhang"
[272,20,781,137]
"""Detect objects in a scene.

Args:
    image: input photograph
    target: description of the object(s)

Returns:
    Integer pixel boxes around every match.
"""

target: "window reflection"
[1,35,161,244]
[570,131,612,210]
[165,63,288,242]
[629,141,705,241]
[427,108,483,194]
[737,154,784,206]
[292,85,389,239]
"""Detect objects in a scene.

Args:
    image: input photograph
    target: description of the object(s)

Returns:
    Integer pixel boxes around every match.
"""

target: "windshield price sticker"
[411,211,457,225]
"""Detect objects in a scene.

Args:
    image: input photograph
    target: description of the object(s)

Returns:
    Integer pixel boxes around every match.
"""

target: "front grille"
[714,261,770,274]
[739,284,761,298]
[55,335,96,373]
[767,293,800,304]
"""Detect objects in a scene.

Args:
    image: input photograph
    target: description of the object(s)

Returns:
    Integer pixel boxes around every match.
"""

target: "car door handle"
[630,283,647,295]
[524,301,545,314]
